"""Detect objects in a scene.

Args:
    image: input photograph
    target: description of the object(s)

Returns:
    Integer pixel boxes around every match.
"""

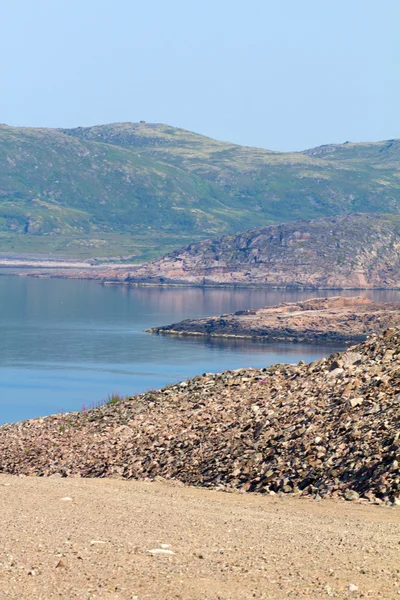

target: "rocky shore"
[1,328,399,505]
[148,296,400,344]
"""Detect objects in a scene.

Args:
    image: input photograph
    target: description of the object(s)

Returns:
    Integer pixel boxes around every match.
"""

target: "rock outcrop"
[148,296,400,344]
[1,328,399,504]
[122,213,400,288]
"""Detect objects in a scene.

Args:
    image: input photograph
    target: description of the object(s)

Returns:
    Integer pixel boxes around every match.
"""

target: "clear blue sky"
[1,0,399,151]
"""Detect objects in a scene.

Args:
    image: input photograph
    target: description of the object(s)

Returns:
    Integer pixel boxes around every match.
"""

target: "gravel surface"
[0,476,399,600]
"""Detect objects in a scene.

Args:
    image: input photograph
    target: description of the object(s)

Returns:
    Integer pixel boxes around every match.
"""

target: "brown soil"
[0,476,399,600]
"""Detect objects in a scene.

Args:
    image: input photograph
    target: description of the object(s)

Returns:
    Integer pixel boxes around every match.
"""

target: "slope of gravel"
[0,329,399,504]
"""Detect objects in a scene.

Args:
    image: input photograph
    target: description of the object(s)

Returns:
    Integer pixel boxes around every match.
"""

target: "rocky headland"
[148,296,400,344]
[121,213,400,289]
[1,328,399,505]
[6,213,400,290]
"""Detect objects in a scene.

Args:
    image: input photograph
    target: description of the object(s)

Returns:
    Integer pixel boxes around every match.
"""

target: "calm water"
[1,275,400,424]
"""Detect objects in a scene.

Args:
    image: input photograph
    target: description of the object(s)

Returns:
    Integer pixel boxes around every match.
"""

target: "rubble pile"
[0,329,399,504]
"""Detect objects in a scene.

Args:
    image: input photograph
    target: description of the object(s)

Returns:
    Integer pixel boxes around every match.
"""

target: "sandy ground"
[0,476,399,600]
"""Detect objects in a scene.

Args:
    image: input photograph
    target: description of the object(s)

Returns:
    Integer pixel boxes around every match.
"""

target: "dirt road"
[0,476,399,600]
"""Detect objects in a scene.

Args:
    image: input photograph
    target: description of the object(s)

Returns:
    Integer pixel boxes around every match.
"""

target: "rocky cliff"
[123,213,400,288]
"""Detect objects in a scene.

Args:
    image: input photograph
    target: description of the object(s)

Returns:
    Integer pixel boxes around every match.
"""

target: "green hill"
[1,122,400,259]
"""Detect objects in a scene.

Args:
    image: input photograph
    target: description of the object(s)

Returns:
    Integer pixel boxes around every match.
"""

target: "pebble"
[90,540,106,545]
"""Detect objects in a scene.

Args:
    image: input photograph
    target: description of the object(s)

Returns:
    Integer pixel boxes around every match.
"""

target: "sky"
[1,0,399,151]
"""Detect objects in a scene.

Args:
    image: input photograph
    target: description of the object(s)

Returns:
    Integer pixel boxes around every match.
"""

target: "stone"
[90,540,106,545]
[347,397,364,408]
[344,490,359,502]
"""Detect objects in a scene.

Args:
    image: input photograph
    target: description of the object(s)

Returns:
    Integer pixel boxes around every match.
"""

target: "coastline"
[3,265,400,291]
[146,327,362,344]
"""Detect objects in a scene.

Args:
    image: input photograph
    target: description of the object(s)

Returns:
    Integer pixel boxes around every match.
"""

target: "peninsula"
[122,213,400,289]
[147,296,400,344]
[1,323,400,598]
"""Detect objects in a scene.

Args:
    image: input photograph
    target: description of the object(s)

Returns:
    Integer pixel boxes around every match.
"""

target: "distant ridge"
[1,122,400,258]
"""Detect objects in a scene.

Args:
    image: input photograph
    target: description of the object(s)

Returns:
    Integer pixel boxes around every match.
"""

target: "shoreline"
[2,266,400,290]
[146,327,361,345]
[1,329,399,504]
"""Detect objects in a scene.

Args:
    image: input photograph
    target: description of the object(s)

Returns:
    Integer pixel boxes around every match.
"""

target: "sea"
[1,275,399,424]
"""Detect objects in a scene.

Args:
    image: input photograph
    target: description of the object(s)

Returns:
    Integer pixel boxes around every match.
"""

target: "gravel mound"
[1,329,399,504]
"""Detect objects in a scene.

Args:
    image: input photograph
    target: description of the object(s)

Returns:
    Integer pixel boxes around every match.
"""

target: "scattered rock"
[55,560,65,568]
[90,540,106,545]
[347,397,364,409]
[345,490,360,502]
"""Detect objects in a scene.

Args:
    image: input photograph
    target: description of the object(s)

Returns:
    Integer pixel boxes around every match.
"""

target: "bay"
[1,275,399,424]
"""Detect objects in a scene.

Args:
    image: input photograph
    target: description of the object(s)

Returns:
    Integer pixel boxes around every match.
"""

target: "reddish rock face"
[121,213,400,289]
[8,214,400,290]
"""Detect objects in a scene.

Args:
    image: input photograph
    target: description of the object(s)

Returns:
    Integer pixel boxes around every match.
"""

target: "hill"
[0,327,399,505]
[122,213,400,288]
[2,122,400,258]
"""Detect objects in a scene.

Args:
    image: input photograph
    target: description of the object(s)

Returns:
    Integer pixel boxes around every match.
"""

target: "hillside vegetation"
[1,122,400,258]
